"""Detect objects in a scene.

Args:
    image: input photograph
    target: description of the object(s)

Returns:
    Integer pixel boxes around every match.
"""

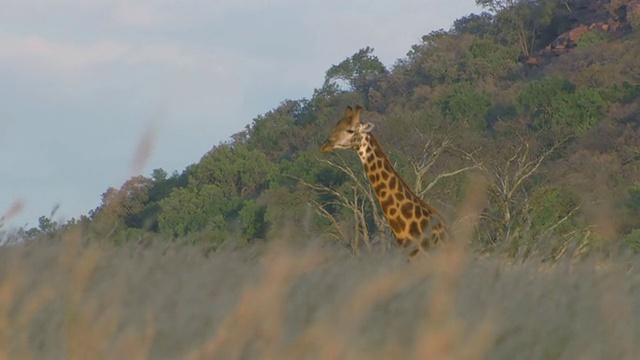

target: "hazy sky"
[0,0,481,230]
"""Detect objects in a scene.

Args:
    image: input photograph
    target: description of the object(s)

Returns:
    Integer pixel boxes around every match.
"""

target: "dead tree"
[479,134,573,254]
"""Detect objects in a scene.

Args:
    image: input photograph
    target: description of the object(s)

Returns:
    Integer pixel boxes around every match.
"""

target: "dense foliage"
[10,0,640,258]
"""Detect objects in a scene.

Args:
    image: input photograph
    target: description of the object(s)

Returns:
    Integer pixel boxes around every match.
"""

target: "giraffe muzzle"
[320,140,333,153]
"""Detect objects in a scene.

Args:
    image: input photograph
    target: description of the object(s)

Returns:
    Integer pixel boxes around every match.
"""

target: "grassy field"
[1,231,640,360]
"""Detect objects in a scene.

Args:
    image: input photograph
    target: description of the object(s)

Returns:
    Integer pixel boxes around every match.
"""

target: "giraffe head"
[320,105,374,153]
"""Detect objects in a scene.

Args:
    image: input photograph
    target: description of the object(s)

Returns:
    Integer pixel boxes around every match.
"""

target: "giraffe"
[320,105,449,258]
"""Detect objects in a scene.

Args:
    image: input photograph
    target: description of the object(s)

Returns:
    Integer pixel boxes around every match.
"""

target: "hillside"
[7,0,640,259]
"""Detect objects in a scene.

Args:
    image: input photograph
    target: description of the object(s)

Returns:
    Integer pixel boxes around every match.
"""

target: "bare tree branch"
[316,155,389,240]
[292,170,372,255]
[408,133,483,198]
[479,134,571,248]
[540,204,581,238]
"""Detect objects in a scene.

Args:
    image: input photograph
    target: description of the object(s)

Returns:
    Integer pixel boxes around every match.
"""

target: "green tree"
[148,168,186,202]
[438,83,492,130]
[239,199,268,239]
[157,142,277,241]
[407,30,475,85]
[529,185,580,236]
[452,12,495,36]
[517,77,605,134]
[191,142,275,198]
[477,0,556,56]
[96,176,155,229]
[37,216,58,236]
[324,47,387,94]
[158,185,227,238]
[461,37,520,81]
[551,88,606,133]
[246,100,317,160]
[517,76,574,117]
[627,184,640,212]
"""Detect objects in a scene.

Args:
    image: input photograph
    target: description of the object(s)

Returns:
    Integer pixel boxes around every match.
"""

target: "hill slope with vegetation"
[7,0,640,259]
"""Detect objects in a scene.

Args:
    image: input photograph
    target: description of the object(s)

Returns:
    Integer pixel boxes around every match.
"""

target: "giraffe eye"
[346,129,355,134]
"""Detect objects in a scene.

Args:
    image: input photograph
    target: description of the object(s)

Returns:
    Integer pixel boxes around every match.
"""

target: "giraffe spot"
[374,148,383,158]
[389,207,398,216]
[409,247,421,258]
[381,197,394,211]
[380,190,388,198]
[389,177,397,190]
[381,171,389,181]
[422,236,435,249]
[368,174,375,182]
[401,202,413,218]
[414,205,423,219]
[383,161,392,172]
[367,153,375,163]
[399,237,413,249]
[432,223,446,236]
[420,218,430,232]
[425,234,442,246]
[396,217,406,231]
[409,221,421,237]
[358,150,364,157]
[376,160,383,170]
[395,192,405,201]
[374,183,385,194]
[370,162,377,171]
[422,208,432,217]
[405,189,413,199]
[375,173,381,182]
[389,218,402,233]
[364,163,369,172]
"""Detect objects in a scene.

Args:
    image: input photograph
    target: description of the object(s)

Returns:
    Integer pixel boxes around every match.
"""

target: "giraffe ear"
[361,122,374,133]
[344,106,353,117]
[354,105,363,118]
[349,105,363,126]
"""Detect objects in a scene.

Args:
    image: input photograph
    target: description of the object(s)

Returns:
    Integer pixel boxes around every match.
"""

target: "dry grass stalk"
[1,201,639,359]
[0,200,24,230]
[184,243,326,360]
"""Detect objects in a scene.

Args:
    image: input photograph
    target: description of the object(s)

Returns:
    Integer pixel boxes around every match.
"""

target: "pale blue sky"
[0,0,481,229]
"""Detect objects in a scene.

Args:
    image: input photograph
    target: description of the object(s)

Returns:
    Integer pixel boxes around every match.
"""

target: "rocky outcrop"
[522,1,636,68]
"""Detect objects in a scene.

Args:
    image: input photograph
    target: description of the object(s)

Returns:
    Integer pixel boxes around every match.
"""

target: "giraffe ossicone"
[321,105,449,258]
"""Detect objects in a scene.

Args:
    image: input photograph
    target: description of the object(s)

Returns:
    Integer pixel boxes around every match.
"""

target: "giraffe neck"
[355,133,444,247]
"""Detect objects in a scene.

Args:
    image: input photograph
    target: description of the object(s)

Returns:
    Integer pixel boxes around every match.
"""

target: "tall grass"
[1,231,639,360]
